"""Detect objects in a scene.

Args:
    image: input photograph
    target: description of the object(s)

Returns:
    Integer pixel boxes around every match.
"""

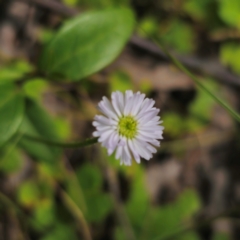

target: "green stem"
[22,133,98,148]
[60,189,92,240]
[152,39,240,123]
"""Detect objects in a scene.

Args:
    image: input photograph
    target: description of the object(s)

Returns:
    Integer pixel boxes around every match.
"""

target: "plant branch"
[60,189,92,240]
[152,40,240,123]
[22,133,98,148]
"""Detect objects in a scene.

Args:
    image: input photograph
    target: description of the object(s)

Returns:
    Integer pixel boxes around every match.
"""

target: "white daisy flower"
[93,90,164,165]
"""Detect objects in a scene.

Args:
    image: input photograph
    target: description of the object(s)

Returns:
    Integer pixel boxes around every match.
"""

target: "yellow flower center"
[118,116,138,139]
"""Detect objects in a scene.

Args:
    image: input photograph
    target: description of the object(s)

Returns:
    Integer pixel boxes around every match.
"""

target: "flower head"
[93,90,164,165]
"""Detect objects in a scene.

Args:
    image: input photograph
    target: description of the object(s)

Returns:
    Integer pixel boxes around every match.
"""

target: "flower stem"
[152,39,240,123]
[22,133,98,148]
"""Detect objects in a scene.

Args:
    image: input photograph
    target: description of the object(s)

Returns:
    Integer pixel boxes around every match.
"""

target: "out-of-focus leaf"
[138,79,152,94]
[23,78,48,101]
[212,233,230,240]
[40,8,135,81]
[54,118,71,140]
[160,20,194,53]
[18,98,61,163]
[109,71,134,93]
[143,189,201,240]
[76,164,103,192]
[38,29,55,44]
[177,231,201,240]
[40,223,78,240]
[126,166,149,231]
[220,43,240,74]
[114,227,125,240]
[183,0,210,21]
[0,147,23,173]
[86,192,112,222]
[76,163,113,223]
[218,0,240,28]
[0,83,24,146]
[62,0,78,7]
[33,199,55,227]
[0,61,33,83]
[162,112,187,137]
[189,79,218,121]
[138,17,159,38]
[17,181,41,208]
[175,189,201,220]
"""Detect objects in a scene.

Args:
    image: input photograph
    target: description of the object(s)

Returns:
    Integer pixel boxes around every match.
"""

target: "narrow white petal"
[128,139,140,163]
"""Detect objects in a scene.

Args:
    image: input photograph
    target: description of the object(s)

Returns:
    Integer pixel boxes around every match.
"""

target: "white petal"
[128,139,140,163]
[131,93,145,115]
[98,97,118,120]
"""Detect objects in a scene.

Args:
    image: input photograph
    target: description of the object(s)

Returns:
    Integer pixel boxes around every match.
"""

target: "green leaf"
[183,0,211,21]
[220,43,240,74]
[0,83,24,146]
[218,0,240,28]
[18,98,61,163]
[76,164,113,223]
[86,192,112,223]
[17,180,41,207]
[23,78,48,101]
[146,189,201,240]
[212,233,231,240]
[0,61,33,83]
[0,147,23,173]
[160,20,194,53]
[109,71,133,93]
[137,17,159,38]
[39,8,135,81]
[126,166,149,230]
[76,164,103,192]
[161,112,187,137]
[40,223,78,240]
[33,199,55,227]
[189,79,218,121]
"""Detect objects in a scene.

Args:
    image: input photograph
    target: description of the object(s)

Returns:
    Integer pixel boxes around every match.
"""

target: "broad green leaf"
[39,8,135,81]
[218,0,240,28]
[18,98,61,163]
[0,61,33,83]
[0,83,24,146]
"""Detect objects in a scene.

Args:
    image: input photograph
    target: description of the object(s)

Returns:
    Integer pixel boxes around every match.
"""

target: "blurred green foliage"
[163,80,218,137]
[0,0,237,239]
